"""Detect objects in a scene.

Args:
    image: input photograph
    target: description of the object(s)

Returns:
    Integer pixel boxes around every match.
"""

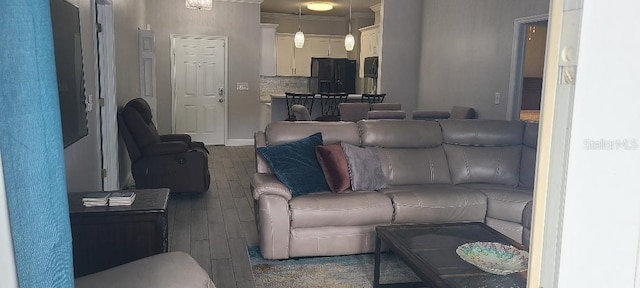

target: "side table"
[68,188,169,277]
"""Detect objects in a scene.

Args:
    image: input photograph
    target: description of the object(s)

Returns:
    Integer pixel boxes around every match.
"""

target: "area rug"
[249,247,419,287]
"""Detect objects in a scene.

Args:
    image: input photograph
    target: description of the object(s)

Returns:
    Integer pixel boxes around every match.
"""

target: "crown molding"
[214,0,263,4]
[261,12,346,22]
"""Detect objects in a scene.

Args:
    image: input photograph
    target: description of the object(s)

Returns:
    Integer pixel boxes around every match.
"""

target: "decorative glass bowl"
[455,242,529,275]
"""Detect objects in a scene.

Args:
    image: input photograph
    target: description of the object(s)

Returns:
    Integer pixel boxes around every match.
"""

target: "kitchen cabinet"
[308,36,348,58]
[359,25,380,77]
[276,34,311,76]
[260,23,278,76]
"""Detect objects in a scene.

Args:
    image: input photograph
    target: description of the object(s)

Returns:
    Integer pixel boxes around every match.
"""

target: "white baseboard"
[226,139,254,146]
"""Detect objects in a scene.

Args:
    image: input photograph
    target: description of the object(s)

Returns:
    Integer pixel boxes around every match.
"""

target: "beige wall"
[417,0,549,119]
[146,0,261,139]
[379,0,423,112]
[63,0,102,192]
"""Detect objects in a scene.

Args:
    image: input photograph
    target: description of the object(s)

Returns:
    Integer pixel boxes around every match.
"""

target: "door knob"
[219,98,224,103]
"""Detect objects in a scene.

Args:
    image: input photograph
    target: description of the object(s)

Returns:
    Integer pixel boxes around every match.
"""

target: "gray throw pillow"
[341,143,388,191]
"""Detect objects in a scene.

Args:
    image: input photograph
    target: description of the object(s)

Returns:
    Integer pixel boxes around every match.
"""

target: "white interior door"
[172,37,226,145]
[139,30,157,120]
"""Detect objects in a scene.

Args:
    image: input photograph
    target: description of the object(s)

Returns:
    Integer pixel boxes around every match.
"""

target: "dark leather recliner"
[118,98,210,193]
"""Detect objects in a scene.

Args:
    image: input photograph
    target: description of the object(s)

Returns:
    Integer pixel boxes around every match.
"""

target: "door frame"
[170,34,228,145]
[96,0,119,190]
[506,14,549,121]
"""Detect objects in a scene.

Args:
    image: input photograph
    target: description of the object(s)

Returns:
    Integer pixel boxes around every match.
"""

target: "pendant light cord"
[298,1,302,31]
[349,0,352,33]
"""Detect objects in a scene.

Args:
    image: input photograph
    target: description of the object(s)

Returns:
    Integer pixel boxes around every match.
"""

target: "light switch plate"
[236,82,249,91]
[494,92,501,105]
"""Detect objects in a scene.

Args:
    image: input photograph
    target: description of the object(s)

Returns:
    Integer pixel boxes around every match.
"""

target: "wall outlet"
[236,82,249,91]
[494,92,501,105]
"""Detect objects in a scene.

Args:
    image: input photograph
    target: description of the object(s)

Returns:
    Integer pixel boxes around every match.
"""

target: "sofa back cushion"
[519,122,539,188]
[359,120,443,148]
[265,121,360,146]
[439,120,524,186]
[377,147,452,185]
[359,120,451,185]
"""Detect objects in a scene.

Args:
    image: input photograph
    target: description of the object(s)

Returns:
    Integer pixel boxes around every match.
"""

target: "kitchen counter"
[269,94,365,122]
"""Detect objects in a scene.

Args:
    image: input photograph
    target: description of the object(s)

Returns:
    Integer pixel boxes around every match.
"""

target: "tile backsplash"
[260,76,309,100]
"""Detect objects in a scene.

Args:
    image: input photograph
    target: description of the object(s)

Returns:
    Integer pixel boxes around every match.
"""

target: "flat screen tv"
[49,0,88,148]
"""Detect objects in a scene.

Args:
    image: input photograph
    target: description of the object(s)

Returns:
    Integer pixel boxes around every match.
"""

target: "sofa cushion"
[377,147,452,185]
[289,191,393,228]
[75,252,215,288]
[439,120,524,146]
[443,144,522,186]
[359,120,443,148]
[519,122,539,188]
[485,218,523,243]
[474,187,533,223]
[342,143,388,191]
[380,184,487,224]
[315,143,350,193]
[257,132,329,197]
[265,121,360,146]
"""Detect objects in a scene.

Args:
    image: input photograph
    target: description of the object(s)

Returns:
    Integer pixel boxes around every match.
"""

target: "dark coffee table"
[374,223,528,288]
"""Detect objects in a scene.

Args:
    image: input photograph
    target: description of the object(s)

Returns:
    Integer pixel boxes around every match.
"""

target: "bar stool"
[361,93,386,104]
[316,92,348,121]
[285,92,315,121]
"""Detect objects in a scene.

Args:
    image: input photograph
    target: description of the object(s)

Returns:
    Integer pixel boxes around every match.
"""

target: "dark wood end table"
[68,188,170,277]
[374,222,528,288]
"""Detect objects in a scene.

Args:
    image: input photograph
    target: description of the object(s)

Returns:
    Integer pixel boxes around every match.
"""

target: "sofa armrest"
[160,134,192,143]
[255,131,271,173]
[251,173,292,201]
[143,141,189,156]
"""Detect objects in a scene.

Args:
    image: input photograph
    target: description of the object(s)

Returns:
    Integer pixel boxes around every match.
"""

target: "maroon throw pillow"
[315,143,351,193]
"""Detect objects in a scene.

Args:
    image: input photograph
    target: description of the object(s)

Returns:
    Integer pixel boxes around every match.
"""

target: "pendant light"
[294,1,305,48]
[344,0,355,51]
[185,0,212,10]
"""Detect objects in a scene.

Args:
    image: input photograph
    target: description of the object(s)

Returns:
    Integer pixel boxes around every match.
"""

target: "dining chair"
[285,92,315,121]
[316,92,348,121]
[360,93,386,104]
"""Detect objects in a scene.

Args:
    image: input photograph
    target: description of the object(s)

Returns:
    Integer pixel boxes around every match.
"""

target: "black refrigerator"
[309,58,356,94]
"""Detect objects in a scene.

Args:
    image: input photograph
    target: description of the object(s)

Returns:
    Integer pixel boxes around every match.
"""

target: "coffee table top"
[376,222,528,288]
[68,189,169,215]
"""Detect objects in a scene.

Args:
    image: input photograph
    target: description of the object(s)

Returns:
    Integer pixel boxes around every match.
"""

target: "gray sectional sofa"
[251,119,538,260]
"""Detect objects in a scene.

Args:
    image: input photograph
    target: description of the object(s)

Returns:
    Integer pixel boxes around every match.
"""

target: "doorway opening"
[507,15,549,122]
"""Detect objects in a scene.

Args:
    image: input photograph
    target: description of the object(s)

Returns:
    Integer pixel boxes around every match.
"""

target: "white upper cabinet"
[276,34,311,77]
[329,38,348,58]
[260,23,278,76]
[307,36,348,58]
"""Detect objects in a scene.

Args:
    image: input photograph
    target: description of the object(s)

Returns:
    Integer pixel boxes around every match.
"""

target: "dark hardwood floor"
[168,146,258,288]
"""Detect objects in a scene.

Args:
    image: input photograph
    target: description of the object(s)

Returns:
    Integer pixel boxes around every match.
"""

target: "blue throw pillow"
[257,132,330,196]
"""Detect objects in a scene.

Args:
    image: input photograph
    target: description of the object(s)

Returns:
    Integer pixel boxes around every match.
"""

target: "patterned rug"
[249,247,419,287]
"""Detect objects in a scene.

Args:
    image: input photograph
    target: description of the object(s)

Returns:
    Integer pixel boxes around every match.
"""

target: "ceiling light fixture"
[307,2,334,12]
[294,1,305,48]
[185,0,212,10]
[344,0,354,51]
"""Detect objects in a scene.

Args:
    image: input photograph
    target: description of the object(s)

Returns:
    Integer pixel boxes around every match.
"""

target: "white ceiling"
[261,0,381,17]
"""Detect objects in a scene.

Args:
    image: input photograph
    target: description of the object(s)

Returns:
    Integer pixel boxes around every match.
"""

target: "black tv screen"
[49,0,88,148]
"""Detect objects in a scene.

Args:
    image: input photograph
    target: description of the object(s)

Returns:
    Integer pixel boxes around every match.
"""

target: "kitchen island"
[270,94,363,122]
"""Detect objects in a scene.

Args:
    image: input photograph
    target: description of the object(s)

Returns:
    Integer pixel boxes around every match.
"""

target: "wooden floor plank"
[212,258,237,288]
[228,237,254,282]
[169,146,257,287]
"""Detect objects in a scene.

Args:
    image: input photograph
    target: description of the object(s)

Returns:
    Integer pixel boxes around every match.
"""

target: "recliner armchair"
[118,98,211,193]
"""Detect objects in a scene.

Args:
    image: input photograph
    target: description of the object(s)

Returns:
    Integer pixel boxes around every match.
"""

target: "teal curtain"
[0,0,75,287]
